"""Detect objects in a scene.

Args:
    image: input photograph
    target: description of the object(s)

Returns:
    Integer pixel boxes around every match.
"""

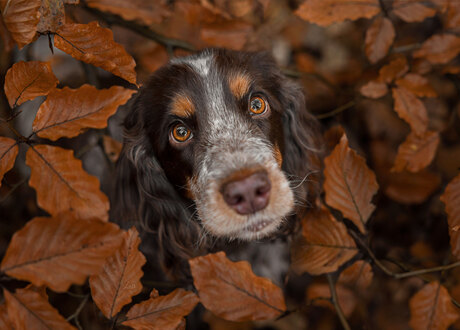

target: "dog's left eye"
[249,96,268,115]
[171,123,192,143]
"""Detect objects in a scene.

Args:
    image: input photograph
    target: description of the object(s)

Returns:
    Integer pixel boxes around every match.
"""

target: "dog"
[114,48,322,280]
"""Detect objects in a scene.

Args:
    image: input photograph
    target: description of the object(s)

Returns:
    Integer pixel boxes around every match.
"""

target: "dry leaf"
[291,208,358,275]
[103,135,123,163]
[201,21,253,50]
[324,134,379,233]
[413,34,460,64]
[33,85,135,141]
[295,0,380,27]
[1,213,123,292]
[365,17,395,64]
[122,289,199,330]
[0,303,11,329]
[392,0,437,23]
[392,131,440,173]
[25,144,109,220]
[378,56,408,84]
[189,251,286,321]
[0,137,18,187]
[0,0,40,48]
[338,260,373,291]
[409,281,459,330]
[4,61,58,108]
[4,287,75,330]
[440,174,460,259]
[37,0,65,33]
[360,80,388,98]
[307,283,356,317]
[54,22,137,84]
[385,170,441,204]
[90,227,146,318]
[392,87,428,136]
[395,73,437,98]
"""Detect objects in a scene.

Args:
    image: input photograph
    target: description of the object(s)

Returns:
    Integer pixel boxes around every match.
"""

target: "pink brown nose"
[221,171,271,215]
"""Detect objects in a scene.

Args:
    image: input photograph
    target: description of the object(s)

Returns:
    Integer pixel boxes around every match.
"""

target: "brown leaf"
[189,251,286,321]
[392,0,437,23]
[324,134,379,233]
[413,34,460,64]
[365,17,395,64]
[201,21,253,50]
[32,85,135,141]
[291,208,358,275]
[409,281,459,330]
[385,170,441,204]
[4,287,75,330]
[54,22,137,84]
[378,56,408,84]
[103,135,122,163]
[440,174,460,259]
[0,303,11,329]
[338,260,373,291]
[395,73,437,98]
[1,213,123,292]
[360,80,388,98]
[25,144,109,220]
[0,137,18,187]
[0,0,40,48]
[122,289,199,330]
[307,283,356,317]
[90,227,146,318]
[37,0,65,33]
[392,87,428,136]
[295,0,380,27]
[445,1,460,29]
[4,61,58,108]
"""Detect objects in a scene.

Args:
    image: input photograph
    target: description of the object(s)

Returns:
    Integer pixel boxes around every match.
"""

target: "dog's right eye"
[171,123,192,143]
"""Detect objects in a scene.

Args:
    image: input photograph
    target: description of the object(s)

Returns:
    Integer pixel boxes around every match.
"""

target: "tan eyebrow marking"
[170,94,195,118]
[228,72,251,99]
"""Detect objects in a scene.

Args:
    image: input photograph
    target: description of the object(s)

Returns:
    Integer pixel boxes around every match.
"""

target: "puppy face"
[138,49,296,241]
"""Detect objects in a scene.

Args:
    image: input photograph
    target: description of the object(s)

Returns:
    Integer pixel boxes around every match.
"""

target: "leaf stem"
[326,274,351,330]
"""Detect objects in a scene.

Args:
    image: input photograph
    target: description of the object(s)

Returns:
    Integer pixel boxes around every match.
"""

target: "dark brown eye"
[249,96,267,115]
[171,123,192,142]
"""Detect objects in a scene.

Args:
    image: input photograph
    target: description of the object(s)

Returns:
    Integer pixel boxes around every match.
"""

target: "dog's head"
[115,49,321,272]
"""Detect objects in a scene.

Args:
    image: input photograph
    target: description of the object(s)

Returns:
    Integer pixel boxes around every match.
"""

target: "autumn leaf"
[54,22,137,84]
[338,260,373,291]
[37,0,65,33]
[360,80,388,98]
[291,208,358,275]
[395,73,437,98]
[1,213,123,292]
[4,287,75,330]
[201,21,253,50]
[413,34,460,64]
[122,288,199,330]
[392,0,437,23]
[26,144,109,220]
[4,61,58,108]
[189,251,286,321]
[295,0,380,27]
[440,174,460,259]
[324,134,379,233]
[378,56,408,84]
[90,227,146,318]
[0,0,40,48]
[0,303,11,329]
[386,170,441,205]
[392,87,428,136]
[365,17,395,64]
[0,137,18,187]
[409,281,459,330]
[307,283,356,317]
[32,85,135,141]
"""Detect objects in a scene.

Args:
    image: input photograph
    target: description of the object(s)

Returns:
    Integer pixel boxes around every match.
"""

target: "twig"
[326,274,351,330]
[66,294,89,329]
[0,178,27,204]
[315,100,356,120]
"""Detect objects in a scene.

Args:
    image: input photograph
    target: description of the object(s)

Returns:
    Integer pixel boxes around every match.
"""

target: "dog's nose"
[221,171,271,215]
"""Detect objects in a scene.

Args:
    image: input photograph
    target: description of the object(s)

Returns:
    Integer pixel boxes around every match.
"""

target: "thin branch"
[315,100,356,120]
[66,294,89,324]
[326,274,351,330]
[0,178,27,204]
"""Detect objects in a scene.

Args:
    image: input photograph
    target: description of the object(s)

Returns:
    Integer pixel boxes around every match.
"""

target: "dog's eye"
[249,96,267,115]
[171,123,192,142]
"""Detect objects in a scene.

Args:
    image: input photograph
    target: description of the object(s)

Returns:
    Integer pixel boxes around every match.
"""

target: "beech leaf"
[324,134,379,233]
[392,0,437,23]
[201,21,253,50]
[392,87,428,136]
[122,289,199,330]
[4,287,75,330]
[338,260,373,291]
[4,61,58,108]
[365,16,395,64]
[295,0,380,27]
[25,144,109,220]
[395,73,437,98]
[413,34,460,64]
[37,0,65,33]
[0,137,18,187]
[307,283,356,317]
[90,227,147,318]
[0,0,40,48]
[0,213,123,292]
[409,281,459,330]
[189,251,286,321]
[32,85,135,141]
[0,303,11,329]
[378,56,408,84]
[54,22,137,84]
[291,208,358,275]
[360,80,388,98]
[440,174,460,259]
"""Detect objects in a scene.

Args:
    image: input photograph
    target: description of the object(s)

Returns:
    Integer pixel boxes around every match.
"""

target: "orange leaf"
[0,137,18,187]
[360,80,388,98]
[324,134,379,233]
[1,213,123,292]
[378,56,408,84]
[4,287,75,330]
[338,260,373,291]
[37,0,65,33]
[0,303,11,329]
[392,87,428,136]
[307,283,356,317]
[295,0,380,27]
[440,174,460,259]
[409,281,459,330]
[201,21,253,50]
[365,17,395,64]
[32,85,135,141]
[25,144,109,220]
[0,0,40,48]
[392,0,437,23]
[54,22,137,84]
[395,73,437,98]
[122,289,199,329]
[4,61,58,108]
[189,251,286,321]
[413,34,460,64]
[90,227,146,318]
[291,208,358,275]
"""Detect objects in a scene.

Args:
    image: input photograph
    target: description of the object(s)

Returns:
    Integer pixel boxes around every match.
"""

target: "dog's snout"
[221,171,271,215]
